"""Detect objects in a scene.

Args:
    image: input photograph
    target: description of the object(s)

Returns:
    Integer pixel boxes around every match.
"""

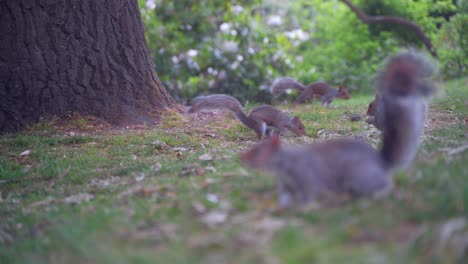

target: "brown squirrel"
[271,77,350,106]
[241,50,436,208]
[188,94,306,139]
[365,95,382,129]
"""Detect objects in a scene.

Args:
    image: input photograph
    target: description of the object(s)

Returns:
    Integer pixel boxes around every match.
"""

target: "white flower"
[220,41,238,53]
[284,29,310,41]
[267,15,282,26]
[146,0,156,10]
[220,22,230,32]
[187,49,198,57]
[232,5,244,14]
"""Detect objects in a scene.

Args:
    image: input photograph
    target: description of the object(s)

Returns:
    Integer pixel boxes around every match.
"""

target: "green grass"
[0,79,467,264]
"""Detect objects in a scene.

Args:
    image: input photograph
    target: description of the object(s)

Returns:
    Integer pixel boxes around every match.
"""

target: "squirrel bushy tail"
[189,94,248,122]
[188,94,260,133]
[378,50,436,170]
[271,77,307,97]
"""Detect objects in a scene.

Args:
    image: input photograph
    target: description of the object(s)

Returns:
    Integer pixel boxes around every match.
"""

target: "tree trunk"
[0,0,175,132]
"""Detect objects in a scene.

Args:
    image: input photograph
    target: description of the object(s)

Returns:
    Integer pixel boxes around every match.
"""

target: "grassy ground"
[0,78,467,264]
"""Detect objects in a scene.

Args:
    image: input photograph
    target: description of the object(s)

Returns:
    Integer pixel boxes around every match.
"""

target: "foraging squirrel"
[365,95,382,129]
[271,77,350,106]
[188,94,306,139]
[241,50,436,208]
[366,93,428,131]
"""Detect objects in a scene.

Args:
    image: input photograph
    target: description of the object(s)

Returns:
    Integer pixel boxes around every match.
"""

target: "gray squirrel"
[271,77,350,106]
[188,94,306,139]
[241,50,437,208]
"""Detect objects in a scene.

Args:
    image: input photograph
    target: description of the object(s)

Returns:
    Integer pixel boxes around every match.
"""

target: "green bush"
[138,0,464,102]
[434,1,467,78]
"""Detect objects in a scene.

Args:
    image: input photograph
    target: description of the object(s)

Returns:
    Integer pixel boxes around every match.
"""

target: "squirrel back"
[241,135,391,207]
[249,105,306,137]
[241,50,436,208]
[293,82,350,106]
[271,77,307,97]
[189,94,306,139]
[189,94,247,119]
[189,94,262,136]
[270,77,350,106]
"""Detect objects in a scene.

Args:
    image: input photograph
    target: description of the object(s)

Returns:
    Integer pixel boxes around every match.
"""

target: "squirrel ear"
[271,133,280,149]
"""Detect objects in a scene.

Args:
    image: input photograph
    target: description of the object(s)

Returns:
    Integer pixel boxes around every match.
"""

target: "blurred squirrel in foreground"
[242,50,437,208]
[188,94,306,139]
[271,78,350,107]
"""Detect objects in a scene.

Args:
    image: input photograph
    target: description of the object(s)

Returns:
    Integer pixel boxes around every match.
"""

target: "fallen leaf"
[139,187,158,197]
[205,166,216,173]
[151,163,162,172]
[206,193,219,204]
[446,144,468,156]
[199,210,228,228]
[21,165,33,173]
[19,150,31,157]
[151,140,169,150]
[179,164,202,177]
[192,202,206,214]
[437,217,468,260]
[63,193,94,204]
[135,173,146,182]
[28,196,55,208]
[223,168,249,177]
[88,176,120,189]
[438,218,466,248]
[126,224,177,242]
[204,178,217,185]
[118,185,160,199]
[172,147,189,152]
[199,153,213,161]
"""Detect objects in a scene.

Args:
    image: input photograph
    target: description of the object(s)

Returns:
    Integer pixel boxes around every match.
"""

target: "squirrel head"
[338,86,351,99]
[240,134,281,168]
[292,116,306,136]
[366,95,380,116]
[378,50,437,97]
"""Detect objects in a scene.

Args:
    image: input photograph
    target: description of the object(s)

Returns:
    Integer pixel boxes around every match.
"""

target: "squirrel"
[241,50,436,208]
[365,95,382,129]
[366,94,428,131]
[271,77,351,106]
[188,94,306,139]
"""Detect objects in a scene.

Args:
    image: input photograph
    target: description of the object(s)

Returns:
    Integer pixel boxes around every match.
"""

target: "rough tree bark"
[0,0,175,132]
[341,0,438,58]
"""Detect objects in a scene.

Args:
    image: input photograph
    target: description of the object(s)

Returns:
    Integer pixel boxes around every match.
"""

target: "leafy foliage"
[139,0,288,104]
[434,0,468,78]
[138,0,465,102]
